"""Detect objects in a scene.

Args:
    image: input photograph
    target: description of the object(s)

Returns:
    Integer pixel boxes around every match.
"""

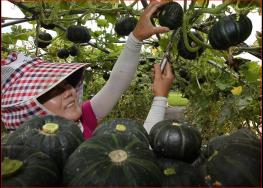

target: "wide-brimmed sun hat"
[1,52,89,130]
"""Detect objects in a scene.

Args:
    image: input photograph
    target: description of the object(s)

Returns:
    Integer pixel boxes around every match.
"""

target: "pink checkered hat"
[1,52,89,130]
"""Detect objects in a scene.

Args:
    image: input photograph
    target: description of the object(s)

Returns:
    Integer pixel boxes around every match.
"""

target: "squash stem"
[42,123,59,134]
[182,14,200,53]
[1,157,23,178]
[188,32,212,49]
[196,1,232,14]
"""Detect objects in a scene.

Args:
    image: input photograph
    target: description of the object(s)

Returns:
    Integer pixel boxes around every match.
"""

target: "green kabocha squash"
[2,145,60,186]
[93,118,149,146]
[57,48,70,59]
[35,32,52,48]
[69,45,79,56]
[63,134,162,186]
[149,120,202,162]
[178,68,191,81]
[200,142,260,186]
[6,115,84,169]
[204,128,260,158]
[41,22,56,30]
[208,14,252,50]
[177,32,205,60]
[66,25,91,43]
[158,2,183,30]
[157,158,204,186]
[115,17,138,36]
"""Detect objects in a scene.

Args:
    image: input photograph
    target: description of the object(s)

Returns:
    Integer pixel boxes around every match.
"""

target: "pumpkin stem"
[42,123,59,134]
[164,167,176,176]
[109,150,128,164]
[172,122,181,126]
[208,150,219,161]
[115,124,127,132]
[1,157,23,178]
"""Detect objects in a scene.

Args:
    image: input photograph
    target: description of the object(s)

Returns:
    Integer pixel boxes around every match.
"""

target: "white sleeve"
[143,96,167,133]
[90,32,143,122]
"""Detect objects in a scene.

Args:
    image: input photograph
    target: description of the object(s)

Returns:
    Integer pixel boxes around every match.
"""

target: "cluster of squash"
[35,24,91,60]
[57,45,80,59]
[2,115,260,186]
[152,2,253,60]
[2,115,84,186]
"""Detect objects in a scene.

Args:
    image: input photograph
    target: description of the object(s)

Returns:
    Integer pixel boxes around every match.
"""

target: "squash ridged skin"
[35,32,52,48]
[177,32,205,60]
[208,14,252,50]
[158,2,183,30]
[6,115,84,169]
[63,134,162,186]
[69,45,79,56]
[204,128,260,157]
[2,145,60,186]
[149,120,202,162]
[57,48,70,59]
[200,142,260,186]
[115,17,138,36]
[41,22,56,30]
[157,157,204,186]
[93,118,149,146]
[66,25,91,43]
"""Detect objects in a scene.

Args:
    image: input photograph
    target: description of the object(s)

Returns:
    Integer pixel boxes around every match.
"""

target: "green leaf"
[215,75,235,90]
[244,62,260,82]
[236,96,253,110]
[159,38,169,51]
[218,103,232,124]
[97,19,109,28]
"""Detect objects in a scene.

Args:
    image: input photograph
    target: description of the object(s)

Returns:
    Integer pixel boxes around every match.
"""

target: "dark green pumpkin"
[63,134,162,186]
[200,142,260,186]
[149,120,202,162]
[115,17,138,36]
[57,48,70,59]
[158,2,183,30]
[69,45,79,56]
[93,118,149,146]
[41,22,56,30]
[205,128,260,157]
[35,32,52,48]
[157,158,203,186]
[177,32,205,60]
[208,14,252,50]
[2,145,60,186]
[66,25,91,43]
[6,115,84,169]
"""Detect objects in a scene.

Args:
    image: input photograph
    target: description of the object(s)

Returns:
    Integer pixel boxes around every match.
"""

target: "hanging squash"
[208,14,252,50]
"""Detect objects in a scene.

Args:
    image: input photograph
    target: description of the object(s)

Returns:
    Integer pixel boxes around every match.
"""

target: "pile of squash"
[2,116,260,186]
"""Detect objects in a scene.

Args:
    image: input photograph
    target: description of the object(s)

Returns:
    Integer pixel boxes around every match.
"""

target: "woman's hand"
[151,63,174,97]
[132,1,170,41]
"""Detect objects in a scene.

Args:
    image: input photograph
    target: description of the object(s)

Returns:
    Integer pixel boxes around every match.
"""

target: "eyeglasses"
[37,80,73,104]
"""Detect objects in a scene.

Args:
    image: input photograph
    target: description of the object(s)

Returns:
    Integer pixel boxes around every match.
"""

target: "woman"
[1,1,174,138]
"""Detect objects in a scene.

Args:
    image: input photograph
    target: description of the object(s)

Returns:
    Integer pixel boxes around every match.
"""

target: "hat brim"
[1,59,89,107]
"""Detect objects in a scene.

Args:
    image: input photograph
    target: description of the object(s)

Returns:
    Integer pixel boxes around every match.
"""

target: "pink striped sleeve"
[80,101,98,140]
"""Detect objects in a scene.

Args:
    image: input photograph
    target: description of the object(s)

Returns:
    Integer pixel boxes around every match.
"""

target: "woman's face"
[40,80,82,121]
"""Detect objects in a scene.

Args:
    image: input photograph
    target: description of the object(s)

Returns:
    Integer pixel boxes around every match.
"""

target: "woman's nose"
[63,87,74,98]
